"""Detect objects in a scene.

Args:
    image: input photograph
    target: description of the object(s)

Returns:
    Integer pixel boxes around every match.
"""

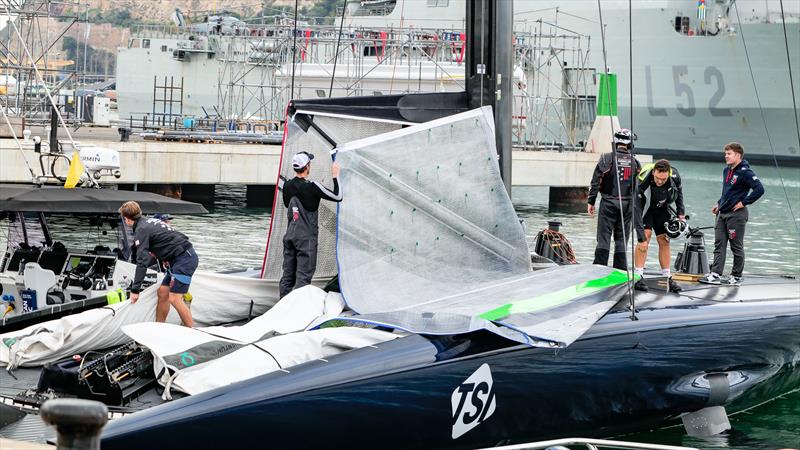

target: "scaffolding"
[129,13,596,150]
[0,0,87,125]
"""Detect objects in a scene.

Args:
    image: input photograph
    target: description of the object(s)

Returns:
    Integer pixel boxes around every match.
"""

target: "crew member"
[633,159,684,293]
[588,129,642,270]
[119,201,198,327]
[279,152,342,298]
[701,142,764,285]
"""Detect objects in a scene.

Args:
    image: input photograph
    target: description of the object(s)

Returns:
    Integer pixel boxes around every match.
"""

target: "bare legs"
[634,229,671,271]
[156,284,194,327]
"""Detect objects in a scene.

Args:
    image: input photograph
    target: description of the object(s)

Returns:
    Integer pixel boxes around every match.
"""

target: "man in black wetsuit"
[633,159,684,293]
[279,151,342,298]
[588,128,642,270]
[119,201,198,327]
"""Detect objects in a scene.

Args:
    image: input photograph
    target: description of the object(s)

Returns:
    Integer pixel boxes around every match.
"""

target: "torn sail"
[333,107,629,346]
[335,107,532,314]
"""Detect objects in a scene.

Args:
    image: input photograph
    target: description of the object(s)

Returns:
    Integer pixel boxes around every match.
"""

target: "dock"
[0,126,650,207]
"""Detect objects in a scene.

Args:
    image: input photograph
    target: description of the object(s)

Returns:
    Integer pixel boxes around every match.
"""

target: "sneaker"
[634,279,649,292]
[724,275,743,286]
[699,272,723,284]
[668,277,682,293]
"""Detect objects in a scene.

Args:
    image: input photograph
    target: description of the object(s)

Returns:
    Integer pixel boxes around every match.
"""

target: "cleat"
[668,277,682,293]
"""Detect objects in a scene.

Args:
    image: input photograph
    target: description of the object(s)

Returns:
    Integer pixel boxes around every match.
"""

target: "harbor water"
[10,159,800,449]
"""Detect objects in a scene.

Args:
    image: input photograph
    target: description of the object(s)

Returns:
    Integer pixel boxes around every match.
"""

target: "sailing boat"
[97,97,799,448]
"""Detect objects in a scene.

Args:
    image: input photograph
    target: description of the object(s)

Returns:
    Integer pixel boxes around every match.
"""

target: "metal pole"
[494,0,513,195]
[465,0,513,195]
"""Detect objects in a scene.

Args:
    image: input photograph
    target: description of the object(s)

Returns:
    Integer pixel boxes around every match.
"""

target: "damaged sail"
[333,107,629,346]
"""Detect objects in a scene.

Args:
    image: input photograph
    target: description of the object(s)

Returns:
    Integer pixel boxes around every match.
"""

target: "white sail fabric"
[261,115,399,281]
[344,264,629,347]
[122,286,397,396]
[0,279,170,369]
[331,107,629,346]
[335,107,532,314]
[0,270,282,368]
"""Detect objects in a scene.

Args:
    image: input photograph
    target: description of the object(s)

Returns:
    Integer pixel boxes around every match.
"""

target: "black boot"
[593,248,609,266]
[612,252,627,270]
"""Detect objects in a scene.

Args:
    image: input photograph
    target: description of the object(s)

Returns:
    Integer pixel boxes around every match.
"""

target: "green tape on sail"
[596,73,618,116]
[477,270,636,321]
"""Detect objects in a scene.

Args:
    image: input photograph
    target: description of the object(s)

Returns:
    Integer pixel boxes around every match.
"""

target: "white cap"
[291,152,314,170]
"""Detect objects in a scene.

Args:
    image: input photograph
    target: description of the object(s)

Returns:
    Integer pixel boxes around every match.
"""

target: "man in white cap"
[279,151,342,298]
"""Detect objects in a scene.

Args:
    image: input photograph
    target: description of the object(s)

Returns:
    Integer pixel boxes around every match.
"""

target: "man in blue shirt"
[700,142,764,285]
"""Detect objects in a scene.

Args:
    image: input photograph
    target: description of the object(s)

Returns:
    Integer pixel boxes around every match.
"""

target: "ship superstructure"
[115,0,800,163]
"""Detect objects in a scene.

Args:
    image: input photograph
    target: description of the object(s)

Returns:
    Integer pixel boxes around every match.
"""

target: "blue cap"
[153,213,173,221]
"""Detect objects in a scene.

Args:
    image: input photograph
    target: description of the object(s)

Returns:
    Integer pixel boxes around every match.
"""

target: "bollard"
[40,398,108,450]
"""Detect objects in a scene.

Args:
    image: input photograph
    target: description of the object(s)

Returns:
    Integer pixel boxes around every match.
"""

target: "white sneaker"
[699,272,723,284]
[724,275,742,286]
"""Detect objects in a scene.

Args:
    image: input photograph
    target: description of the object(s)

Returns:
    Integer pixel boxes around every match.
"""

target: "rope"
[0,103,36,182]
[289,0,299,101]
[328,0,348,97]
[595,0,636,319]
[2,5,97,187]
[539,229,578,264]
[732,2,799,236]
[388,0,406,93]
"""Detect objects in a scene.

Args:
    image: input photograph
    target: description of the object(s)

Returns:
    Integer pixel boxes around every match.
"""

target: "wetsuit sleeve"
[312,179,342,202]
[588,156,605,205]
[675,176,685,216]
[636,173,649,211]
[634,175,647,242]
[742,169,765,205]
[130,226,151,294]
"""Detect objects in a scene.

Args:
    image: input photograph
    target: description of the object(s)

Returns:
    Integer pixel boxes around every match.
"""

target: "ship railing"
[479,437,697,450]
[119,114,281,135]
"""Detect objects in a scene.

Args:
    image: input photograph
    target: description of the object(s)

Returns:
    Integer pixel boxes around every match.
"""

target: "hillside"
[56,0,332,75]
[80,0,325,25]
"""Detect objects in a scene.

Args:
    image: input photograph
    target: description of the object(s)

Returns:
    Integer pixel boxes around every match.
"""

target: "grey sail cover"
[334,107,629,346]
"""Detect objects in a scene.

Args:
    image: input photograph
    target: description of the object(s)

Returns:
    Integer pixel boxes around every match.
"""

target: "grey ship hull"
[115,0,800,163]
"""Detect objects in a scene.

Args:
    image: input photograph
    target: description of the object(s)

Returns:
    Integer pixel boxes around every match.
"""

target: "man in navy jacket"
[700,142,764,285]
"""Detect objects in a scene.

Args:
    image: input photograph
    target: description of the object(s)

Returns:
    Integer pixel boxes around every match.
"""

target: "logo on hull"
[451,363,496,439]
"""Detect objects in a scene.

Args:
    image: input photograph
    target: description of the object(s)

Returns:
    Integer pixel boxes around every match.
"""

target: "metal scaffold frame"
[130,12,596,150]
[0,0,87,125]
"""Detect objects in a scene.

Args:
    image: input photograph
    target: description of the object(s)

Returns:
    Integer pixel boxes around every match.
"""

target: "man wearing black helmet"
[279,151,342,298]
[632,159,684,293]
[588,128,642,271]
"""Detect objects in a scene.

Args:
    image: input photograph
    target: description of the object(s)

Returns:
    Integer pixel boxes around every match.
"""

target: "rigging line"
[596,0,636,318]
[0,103,36,181]
[733,1,799,235]
[328,0,348,97]
[2,4,96,187]
[289,0,299,102]
[388,0,406,94]
[779,0,800,172]
[627,0,638,301]
[479,0,485,107]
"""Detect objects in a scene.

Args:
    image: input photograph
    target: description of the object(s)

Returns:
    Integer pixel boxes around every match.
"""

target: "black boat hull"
[102,286,800,450]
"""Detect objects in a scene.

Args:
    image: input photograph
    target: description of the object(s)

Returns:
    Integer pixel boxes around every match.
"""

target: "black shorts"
[161,247,198,294]
[643,207,671,236]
